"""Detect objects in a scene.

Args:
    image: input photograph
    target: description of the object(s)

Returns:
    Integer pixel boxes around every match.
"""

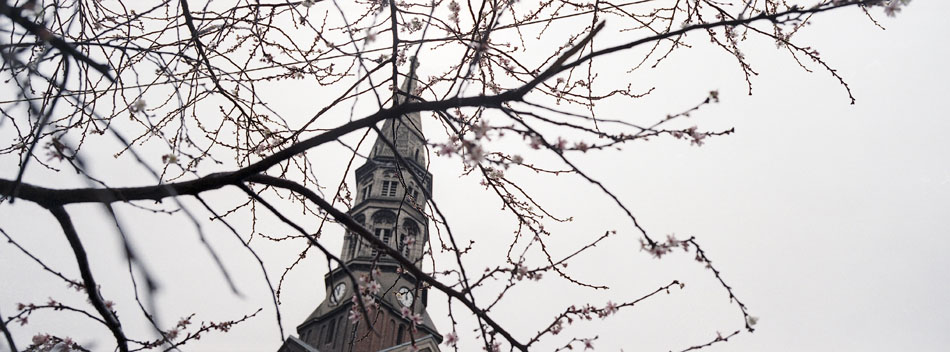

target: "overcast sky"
[1,1,948,352]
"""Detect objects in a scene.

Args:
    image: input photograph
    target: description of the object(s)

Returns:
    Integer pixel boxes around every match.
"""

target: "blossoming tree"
[0,0,909,351]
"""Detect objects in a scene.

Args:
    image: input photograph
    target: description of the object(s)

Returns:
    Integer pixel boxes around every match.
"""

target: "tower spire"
[279,59,440,352]
[395,56,419,105]
[370,59,425,165]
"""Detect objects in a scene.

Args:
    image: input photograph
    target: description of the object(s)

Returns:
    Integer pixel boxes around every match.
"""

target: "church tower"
[279,61,442,352]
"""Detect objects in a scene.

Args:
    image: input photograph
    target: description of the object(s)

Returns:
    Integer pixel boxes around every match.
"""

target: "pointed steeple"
[395,57,419,105]
[370,58,425,166]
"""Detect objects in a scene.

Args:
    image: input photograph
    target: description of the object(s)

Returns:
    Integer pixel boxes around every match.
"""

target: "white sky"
[1,1,949,352]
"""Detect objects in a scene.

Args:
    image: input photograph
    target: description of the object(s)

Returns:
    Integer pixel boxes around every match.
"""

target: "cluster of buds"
[30,334,82,351]
[129,98,146,113]
[435,118,496,166]
[833,0,911,17]
[640,234,691,259]
[400,306,424,327]
[253,132,284,155]
[511,262,542,281]
[163,316,193,340]
[568,301,621,322]
[348,293,381,323]
[359,271,382,296]
[670,126,708,146]
[349,270,384,322]
[404,17,423,33]
[526,134,591,153]
[447,0,461,24]
[484,340,502,352]
[45,138,70,162]
[162,153,178,164]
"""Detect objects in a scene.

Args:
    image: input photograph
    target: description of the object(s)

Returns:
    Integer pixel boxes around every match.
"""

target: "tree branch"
[47,205,129,352]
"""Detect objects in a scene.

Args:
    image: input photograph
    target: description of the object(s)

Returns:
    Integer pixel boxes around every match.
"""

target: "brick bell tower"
[279,60,442,352]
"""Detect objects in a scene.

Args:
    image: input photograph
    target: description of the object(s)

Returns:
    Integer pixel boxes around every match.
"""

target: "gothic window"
[334,317,343,349]
[375,228,393,253]
[400,219,419,258]
[360,184,372,201]
[346,234,357,259]
[381,181,398,197]
[407,185,420,204]
[389,319,397,344]
[347,214,365,259]
[371,211,396,256]
[396,324,405,344]
[325,318,336,345]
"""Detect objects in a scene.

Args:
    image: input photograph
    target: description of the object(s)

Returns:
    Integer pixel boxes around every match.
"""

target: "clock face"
[397,287,414,307]
[330,283,346,304]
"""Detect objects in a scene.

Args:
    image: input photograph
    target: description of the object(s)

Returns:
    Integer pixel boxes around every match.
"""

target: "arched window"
[348,214,365,259]
[318,324,325,345]
[406,183,420,204]
[400,219,419,258]
[325,318,336,345]
[397,324,406,344]
[359,177,373,201]
[389,319,397,344]
[371,210,396,256]
[334,316,344,349]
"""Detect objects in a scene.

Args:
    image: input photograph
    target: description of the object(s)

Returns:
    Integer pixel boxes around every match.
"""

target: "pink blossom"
[582,338,594,350]
[551,320,563,335]
[411,313,423,326]
[472,120,491,139]
[573,142,589,152]
[444,332,458,347]
[529,136,543,149]
[32,334,50,345]
[466,143,485,164]
[884,0,903,16]
[604,301,618,316]
[365,280,381,294]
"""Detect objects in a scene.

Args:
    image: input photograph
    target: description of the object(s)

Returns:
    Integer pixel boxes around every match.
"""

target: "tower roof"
[369,59,425,165]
